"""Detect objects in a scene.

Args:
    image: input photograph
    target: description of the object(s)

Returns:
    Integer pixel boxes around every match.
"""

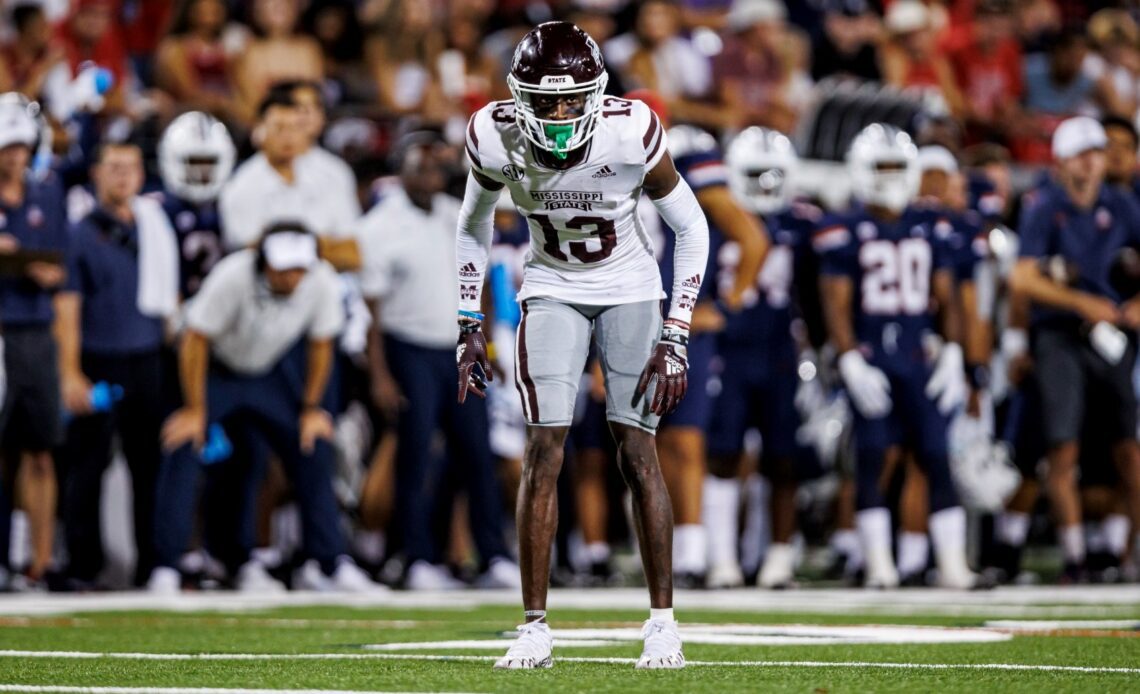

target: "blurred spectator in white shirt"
[220,90,359,254]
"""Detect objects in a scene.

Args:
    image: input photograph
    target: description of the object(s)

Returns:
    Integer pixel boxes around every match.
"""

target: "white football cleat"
[146,566,181,595]
[236,560,287,594]
[330,559,388,594]
[635,619,685,669]
[405,560,465,590]
[758,543,796,589]
[475,557,522,590]
[494,621,553,669]
[705,561,744,589]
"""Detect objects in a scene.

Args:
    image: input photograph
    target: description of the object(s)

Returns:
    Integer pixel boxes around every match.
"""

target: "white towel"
[132,195,180,319]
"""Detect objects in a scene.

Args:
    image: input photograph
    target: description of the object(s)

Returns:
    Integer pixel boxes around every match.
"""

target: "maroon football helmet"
[507,21,609,159]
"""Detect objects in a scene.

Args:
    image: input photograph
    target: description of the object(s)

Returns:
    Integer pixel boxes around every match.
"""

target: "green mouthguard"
[544,123,574,159]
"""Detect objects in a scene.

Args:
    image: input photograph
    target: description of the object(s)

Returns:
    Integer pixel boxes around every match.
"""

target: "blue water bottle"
[200,423,232,465]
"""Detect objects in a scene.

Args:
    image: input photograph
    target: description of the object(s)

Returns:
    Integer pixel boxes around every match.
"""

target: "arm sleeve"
[456,172,500,315]
[649,176,709,327]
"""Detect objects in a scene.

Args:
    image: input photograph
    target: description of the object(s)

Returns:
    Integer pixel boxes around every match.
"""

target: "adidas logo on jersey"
[459,263,479,279]
[591,165,616,178]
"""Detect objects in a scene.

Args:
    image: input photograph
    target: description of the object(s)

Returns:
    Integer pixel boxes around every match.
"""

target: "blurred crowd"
[0,0,1139,593]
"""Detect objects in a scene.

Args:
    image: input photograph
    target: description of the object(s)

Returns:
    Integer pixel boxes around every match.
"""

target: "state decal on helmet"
[507,21,609,160]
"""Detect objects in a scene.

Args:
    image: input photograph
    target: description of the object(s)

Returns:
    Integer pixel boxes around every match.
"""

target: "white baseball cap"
[262,231,318,271]
[885,0,930,34]
[726,0,787,31]
[1052,116,1107,160]
[917,145,958,174]
[0,96,37,150]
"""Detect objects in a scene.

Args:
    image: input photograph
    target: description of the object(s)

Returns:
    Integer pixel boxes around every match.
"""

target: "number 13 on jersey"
[527,213,617,263]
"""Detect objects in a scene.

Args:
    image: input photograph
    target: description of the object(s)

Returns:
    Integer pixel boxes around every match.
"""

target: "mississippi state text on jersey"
[465,97,667,306]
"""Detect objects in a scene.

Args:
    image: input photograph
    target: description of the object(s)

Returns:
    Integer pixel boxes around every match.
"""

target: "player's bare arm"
[820,274,857,356]
[697,184,770,310]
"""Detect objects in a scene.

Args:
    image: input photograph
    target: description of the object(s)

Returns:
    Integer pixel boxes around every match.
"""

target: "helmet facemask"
[733,167,789,215]
[508,72,608,160]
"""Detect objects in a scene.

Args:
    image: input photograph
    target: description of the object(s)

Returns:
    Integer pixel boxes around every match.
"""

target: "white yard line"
[328,653,1140,674]
[1,586,1139,618]
[0,650,1136,675]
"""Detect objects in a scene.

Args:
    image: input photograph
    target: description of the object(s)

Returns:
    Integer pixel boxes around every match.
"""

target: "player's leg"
[852,404,899,589]
[595,300,683,669]
[986,379,1043,582]
[756,350,804,589]
[656,332,714,586]
[1098,338,1140,578]
[703,345,755,588]
[496,299,590,670]
[1035,328,1087,577]
[896,456,930,586]
[900,363,978,589]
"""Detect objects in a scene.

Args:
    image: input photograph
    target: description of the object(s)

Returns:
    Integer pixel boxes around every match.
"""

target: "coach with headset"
[150,222,380,593]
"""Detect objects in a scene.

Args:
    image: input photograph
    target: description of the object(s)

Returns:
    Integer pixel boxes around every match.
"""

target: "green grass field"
[0,588,1138,693]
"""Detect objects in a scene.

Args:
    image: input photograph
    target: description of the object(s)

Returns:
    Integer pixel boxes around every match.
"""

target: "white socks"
[996,511,1030,547]
[650,607,675,623]
[930,506,973,587]
[1059,524,1085,564]
[830,528,864,571]
[703,476,741,567]
[896,531,929,579]
[352,530,385,565]
[1101,515,1130,558]
[857,507,897,587]
[673,524,708,574]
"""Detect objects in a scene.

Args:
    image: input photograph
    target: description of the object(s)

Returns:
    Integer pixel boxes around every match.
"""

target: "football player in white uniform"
[455,22,708,670]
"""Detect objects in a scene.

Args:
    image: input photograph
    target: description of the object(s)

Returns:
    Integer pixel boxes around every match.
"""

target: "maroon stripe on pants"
[517,300,540,422]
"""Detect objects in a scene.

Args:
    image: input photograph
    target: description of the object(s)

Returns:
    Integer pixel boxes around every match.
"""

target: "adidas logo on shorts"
[592,165,616,179]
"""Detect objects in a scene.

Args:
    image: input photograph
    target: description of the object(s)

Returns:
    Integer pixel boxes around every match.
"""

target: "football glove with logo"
[457,319,493,403]
[636,319,689,416]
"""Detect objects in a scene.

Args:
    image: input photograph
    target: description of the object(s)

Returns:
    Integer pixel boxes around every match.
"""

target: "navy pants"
[851,353,958,513]
[60,350,164,585]
[153,344,346,575]
[386,335,509,568]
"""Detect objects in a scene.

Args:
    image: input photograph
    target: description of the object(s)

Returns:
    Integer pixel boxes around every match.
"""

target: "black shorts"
[1033,326,1138,449]
[0,325,63,451]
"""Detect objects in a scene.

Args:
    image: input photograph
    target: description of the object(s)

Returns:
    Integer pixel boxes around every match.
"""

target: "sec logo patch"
[502,164,525,182]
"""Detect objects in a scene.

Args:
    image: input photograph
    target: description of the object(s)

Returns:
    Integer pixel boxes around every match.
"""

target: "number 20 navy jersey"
[815,205,954,357]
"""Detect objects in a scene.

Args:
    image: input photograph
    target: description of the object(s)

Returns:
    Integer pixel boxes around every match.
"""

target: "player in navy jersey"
[1009,116,1140,580]
[817,124,977,589]
[705,126,821,589]
[630,93,768,588]
[156,112,235,299]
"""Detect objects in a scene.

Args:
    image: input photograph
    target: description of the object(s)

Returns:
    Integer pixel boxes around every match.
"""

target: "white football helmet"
[947,413,1021,512]
[725,126,798,215]
[158,112,236,204]
[507,22,609,159]
[846,123,919,213]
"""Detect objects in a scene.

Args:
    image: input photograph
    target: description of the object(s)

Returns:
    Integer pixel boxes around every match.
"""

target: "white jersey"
[466,97,668,306]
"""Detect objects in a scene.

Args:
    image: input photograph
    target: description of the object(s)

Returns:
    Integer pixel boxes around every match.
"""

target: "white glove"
[925,342,966,415]
[838,350,891,418]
